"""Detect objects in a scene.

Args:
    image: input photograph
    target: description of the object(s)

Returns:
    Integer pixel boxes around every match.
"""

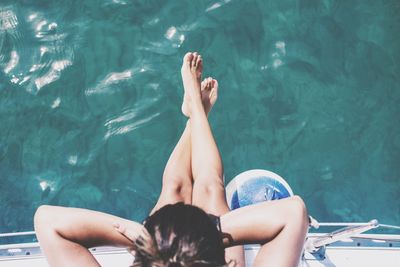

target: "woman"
[34,52,309,267]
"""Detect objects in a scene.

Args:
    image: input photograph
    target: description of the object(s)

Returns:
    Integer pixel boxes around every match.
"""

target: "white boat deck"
[1,233,399,267]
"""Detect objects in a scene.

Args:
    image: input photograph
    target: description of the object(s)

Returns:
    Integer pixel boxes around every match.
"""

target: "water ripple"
[85,69,133,95]
[140,25,186,55]
[104,111,160,140]
[0,5,75,94]
[206,0,232,12]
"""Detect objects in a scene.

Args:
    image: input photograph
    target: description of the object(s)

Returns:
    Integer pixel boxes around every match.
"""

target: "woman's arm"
[220,196,309,267]
[34,205,143,267]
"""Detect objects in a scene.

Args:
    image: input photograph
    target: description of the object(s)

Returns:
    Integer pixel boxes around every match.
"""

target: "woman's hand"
[113,220,148,254]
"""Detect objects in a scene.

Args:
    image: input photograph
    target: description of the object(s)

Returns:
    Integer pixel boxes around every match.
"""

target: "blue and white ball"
[226,169,294,210]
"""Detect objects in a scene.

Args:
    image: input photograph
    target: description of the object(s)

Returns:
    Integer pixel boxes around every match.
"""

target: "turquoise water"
[1,0,399,235]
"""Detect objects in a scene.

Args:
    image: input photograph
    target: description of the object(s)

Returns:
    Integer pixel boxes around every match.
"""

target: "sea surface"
[1,0,399,238]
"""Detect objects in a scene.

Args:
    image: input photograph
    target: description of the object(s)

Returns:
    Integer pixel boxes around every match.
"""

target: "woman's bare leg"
[150,122,193,214]
[151,53,216,214]
[181,52,245,267]
[190,78,226,213]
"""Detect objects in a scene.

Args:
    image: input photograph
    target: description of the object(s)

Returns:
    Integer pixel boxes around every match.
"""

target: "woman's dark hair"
[132,202,227,267]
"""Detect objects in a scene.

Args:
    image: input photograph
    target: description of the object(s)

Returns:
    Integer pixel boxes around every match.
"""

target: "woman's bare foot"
[200,77,218,115]
[181,52,202,117]
[181,52,218,117]
[182,77,219,117]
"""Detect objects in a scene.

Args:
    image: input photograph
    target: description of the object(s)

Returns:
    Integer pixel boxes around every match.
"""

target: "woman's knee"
[193,178,225,198]
[161,178,192,202]
[34,205,56,231]
[287,195,308,226]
